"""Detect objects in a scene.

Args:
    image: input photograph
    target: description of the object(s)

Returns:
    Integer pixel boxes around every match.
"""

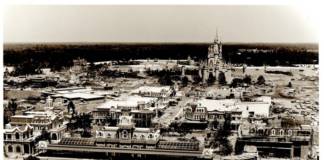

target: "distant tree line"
[265,70,293,76]
[185,69,199,75]
[4,43,318,76]
[146,68,182,85]
[145,68,182,77]
[100,69,142,79]
[224,47,318,66]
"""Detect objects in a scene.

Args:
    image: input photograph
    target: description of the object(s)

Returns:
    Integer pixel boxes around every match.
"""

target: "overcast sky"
[3,5,319,43]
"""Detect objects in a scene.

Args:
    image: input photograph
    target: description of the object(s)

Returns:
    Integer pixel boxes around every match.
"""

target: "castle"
[199,31,232,84]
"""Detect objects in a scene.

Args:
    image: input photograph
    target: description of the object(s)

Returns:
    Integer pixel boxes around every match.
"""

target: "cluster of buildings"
[4,107,66,157]
[3,33,318,160]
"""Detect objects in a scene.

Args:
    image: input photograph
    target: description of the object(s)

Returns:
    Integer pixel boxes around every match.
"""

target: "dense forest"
[4,42,318,70]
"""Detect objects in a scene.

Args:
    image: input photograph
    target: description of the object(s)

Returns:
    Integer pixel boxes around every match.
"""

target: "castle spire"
[214,28,219,43]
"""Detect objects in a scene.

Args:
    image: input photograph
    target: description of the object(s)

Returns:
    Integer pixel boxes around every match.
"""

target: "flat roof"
[97,95,157,109]
[197,99,237,112]
[131,86,171,94]
[11,115,35,118]
[52,93,104,100]
[196,96,271,117]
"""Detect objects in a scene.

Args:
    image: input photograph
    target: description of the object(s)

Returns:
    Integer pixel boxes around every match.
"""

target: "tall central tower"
[202,30,223,83]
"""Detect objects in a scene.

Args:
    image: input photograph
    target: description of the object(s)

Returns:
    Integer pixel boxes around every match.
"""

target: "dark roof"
[158,141,199,151]
[59,137,95,146]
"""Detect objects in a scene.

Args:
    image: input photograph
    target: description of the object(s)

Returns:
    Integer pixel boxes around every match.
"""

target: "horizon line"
[4,41,319,44]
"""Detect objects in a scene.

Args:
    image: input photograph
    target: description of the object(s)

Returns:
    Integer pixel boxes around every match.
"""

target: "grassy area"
[4,89,41,100]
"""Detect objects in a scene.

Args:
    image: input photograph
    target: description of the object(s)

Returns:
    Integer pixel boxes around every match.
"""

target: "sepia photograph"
[2,5,319,160]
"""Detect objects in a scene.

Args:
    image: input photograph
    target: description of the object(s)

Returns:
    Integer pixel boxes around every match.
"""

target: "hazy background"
[4,5,319,43]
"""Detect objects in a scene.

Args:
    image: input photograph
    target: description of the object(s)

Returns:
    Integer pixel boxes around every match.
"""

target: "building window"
[149,134,153,139]
[15,133,20,140]
[122,130,128,139]
[52,133,58,140]
[280,129,285,136]
[258,129,264,135]
[8,134,11,140]
[16,146,21,153]
[271,129,276,136]
[8,145,13,152]
[250,128,255,133]
[288,130,293,136]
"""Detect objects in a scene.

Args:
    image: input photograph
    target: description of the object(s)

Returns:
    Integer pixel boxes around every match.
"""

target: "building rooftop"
[52,92,104,100]
[4,124,33,133]
[195,96,271,117]
[197,99,237,112]
[59,137,95,146]
[11,115,35,119]
[131,86,171,94]
[96,95,157,109]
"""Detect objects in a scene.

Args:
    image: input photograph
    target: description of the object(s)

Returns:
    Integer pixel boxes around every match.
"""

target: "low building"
[237,120,313,159]
[9,110,65,142]
[206,87,240,99]
[4,124,36,158]
[93,95,157,127]
[44,114,201,157]
[42,87,106,107]
[131,86,172,99]
[51,92,105,105]
[184,96,272,130]
[95,115,160,149]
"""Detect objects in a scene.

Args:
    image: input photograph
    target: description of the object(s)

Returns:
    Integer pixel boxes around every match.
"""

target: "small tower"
[46,96,53,108]
[181,66,186,76]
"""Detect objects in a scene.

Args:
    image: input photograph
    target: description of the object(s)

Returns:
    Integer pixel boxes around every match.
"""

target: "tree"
[4,107,13,127]
[8,99,18,115]
[281,117,301,128]
[207,73,216,86]
[218,72,227,85]
[158,74,174,85]
[243,75,252,84]
[14,58,39,76]
[230,78,243,88]
[209,120,219,130]
[170,87,177,97]
[181,76,189,87]
[287,81,292,88]
[212,113,233,156]
[192,75,202,84]
[219,139,233,156]
[242,65,247,73]
[40,128,51,143]
[89,61,95,70]
[67,100,76,115]
[104,114,117,126]
[76,113,92,137]
[257,75,266,85]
